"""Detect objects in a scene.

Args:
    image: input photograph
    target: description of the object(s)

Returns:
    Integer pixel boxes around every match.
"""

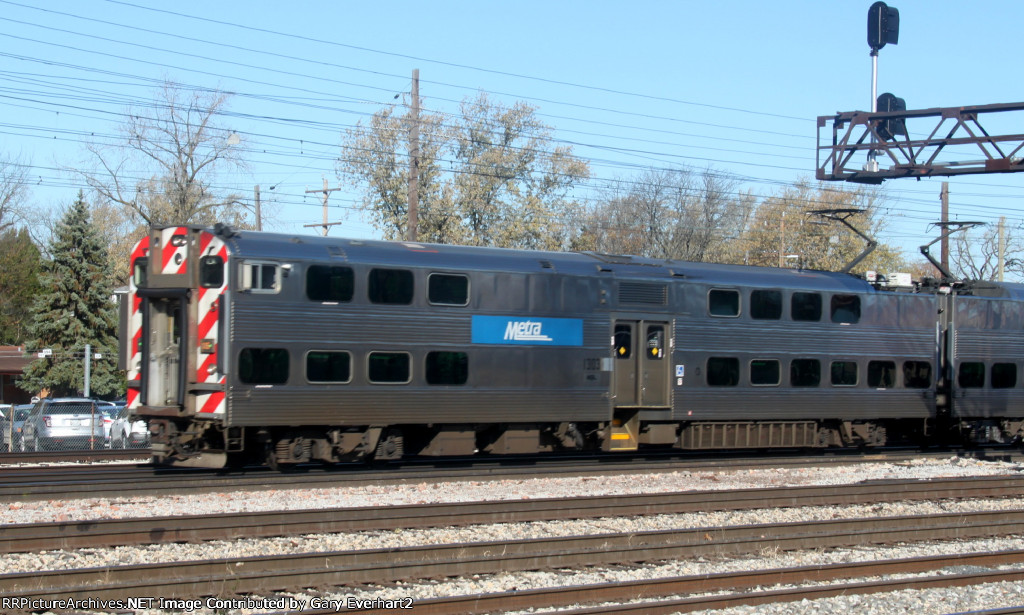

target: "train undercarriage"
[144,415,1024,469]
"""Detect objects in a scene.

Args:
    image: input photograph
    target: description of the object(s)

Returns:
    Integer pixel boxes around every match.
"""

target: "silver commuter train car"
[119,224,1024,468]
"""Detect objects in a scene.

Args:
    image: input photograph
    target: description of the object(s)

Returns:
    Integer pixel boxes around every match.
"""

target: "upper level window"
[307,265,354,302]
[369,268,414,304]
[708,289,740,317]
[792,292,822,321]
[750,290,782,320]
[132,257,149,288]
[428,273,469,306]
[241,261,280,293]
[200,256,224,288]
[831,294,861,324]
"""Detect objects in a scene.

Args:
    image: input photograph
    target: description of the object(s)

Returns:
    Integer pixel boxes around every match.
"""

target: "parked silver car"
[21,398,107,451]
[109,405,149,448]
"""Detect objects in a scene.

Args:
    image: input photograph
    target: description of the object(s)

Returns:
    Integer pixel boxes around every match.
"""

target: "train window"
[241,261,280,293]
[790,359,821,387]
[867,360,896,388]
[959,362,985,388]
[707,357,740,386]
[132,257,149,288]
[238,348,289,385]
[614,324,632,359]
[646,325,665,360]
[199,256,224,288]
[792,292,822,321]
[426,351,468,385]
[903,361,932,388]
[368,352,411,384]
[830,361,858,386]
[750,290,782,320]
[750,359,781,386]
[830,294,861,324]
[305,351,351,384]
[307,265,354,302]
[369,269,414,304]
[708,289,740,317]
[992,363,1017,389]
[428,273,469,306]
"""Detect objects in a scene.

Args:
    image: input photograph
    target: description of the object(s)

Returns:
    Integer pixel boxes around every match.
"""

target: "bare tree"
[951,221,1024,281]
[0,154,30,233]
[78,83,250,229]
[579,167,750,261]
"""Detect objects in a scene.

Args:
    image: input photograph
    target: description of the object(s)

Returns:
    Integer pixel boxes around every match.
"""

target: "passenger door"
[612,319,672,408]
[141,293,188,408]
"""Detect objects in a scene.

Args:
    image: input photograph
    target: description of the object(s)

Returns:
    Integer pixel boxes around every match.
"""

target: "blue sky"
[2,0,1023,265]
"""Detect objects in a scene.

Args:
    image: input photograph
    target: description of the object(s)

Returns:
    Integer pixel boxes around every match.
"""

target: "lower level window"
[238,348,289,385]
[867,360,896,388]
[368,352,411,383]
[959,362,985,388]
[750,359,780,386]
[790,359,821,387]
[707,357,740,387]
[903,361,932,388]
[831,361,858,386]
[992,363,1017,389]
[426,351,468,385]
[306,351,351,383]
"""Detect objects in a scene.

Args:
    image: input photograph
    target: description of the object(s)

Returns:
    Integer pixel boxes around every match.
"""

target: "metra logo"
[472,315,583,346]
[504,320,553,342]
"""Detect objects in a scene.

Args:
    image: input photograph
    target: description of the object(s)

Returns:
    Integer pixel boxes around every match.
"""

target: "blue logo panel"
[472,316,583,346]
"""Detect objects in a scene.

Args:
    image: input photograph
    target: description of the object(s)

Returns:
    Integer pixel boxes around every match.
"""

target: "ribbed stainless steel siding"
[227,387,610,425]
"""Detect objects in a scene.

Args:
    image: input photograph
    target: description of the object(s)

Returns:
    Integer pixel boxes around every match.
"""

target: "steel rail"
[310,549,1024,614]
[3,509,1024,602]
[3,474,1024,554]
[0,448,1015,502]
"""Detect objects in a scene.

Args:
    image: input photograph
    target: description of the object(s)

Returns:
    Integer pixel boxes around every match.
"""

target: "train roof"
[212,227,877,294]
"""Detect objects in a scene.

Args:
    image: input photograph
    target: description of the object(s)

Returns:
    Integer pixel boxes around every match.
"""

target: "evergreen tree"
[19,192,123,397]
[0,228,43,344]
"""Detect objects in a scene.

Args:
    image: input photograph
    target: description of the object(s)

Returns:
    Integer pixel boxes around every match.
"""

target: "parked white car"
[110,405,149,448]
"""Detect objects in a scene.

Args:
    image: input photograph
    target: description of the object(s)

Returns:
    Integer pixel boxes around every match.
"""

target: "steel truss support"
[817,102,1024,184]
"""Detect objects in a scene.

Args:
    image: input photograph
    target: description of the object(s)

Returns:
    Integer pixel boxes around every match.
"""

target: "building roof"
[0,346,31,376]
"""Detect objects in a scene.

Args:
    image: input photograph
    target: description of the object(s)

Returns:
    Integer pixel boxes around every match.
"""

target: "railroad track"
[3,475,1024,553]
[4,508,1024,604]
[320,551,1024,615]
[0,447,1018,501]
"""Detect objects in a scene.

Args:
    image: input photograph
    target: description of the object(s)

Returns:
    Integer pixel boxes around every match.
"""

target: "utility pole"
[407,68,420,242]
[254,185,262,231]
[940,182,949,274]
[778,210,786,268]
[998,216,1006,282]
[304,178,343,237]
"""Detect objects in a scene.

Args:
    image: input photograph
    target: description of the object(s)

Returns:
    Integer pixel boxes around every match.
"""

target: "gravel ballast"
[3,455,1023,615]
